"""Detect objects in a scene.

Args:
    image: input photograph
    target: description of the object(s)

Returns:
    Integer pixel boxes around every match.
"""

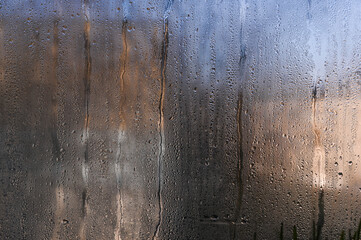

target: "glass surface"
[1,1,361,239]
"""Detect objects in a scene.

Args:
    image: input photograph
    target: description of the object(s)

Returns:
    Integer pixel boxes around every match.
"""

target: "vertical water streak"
[82,0,91,184]
[114,18,128,240]
[311,86,325,188]
[114,191,122,240]
[230,3,247,237]
[80,1,91,239]
[316,189,325,240]
[229,94,244,239]
[51,186,64,240]
[50,18,60,167]
[153,1,173,239]
[49,17,63,240]
[311,84,325,238]
[307,2,326,236]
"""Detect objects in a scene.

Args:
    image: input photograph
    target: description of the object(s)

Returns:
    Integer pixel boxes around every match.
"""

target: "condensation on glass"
[0,0,361,239]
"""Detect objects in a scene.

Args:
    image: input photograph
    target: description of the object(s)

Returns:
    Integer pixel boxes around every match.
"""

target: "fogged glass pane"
[1,0,361,239]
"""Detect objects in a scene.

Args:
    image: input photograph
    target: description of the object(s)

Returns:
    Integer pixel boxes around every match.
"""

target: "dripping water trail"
[83,1,91,175]
[51,186,64,240]
[312,85,320,146]
[229,18,247,238]
[316,189,325,240]
[307,0,312,19]
[81,189,88,219]
[311,85,325,239]
[50,19,63,240]
[114,19,128,240]
[312,84,324,186]
[79,189,88,240]
[120,20,127,97]
[153,13,170,240]
[80,1,91,239]
[50,19,60,162]
[230,94,244,239]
